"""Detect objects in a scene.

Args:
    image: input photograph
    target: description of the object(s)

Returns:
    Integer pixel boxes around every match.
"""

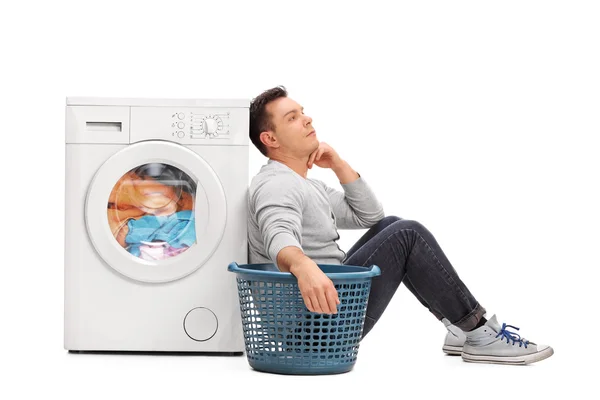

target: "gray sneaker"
[462,314,554,365]
[442,317,465,355]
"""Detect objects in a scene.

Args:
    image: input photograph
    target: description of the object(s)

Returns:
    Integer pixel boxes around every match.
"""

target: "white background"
[1,0,598,398]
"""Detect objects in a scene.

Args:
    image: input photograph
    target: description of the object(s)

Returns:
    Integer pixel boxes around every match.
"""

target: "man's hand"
[306,141,360,184]
[290,258,340,314]
[307,142,343,170]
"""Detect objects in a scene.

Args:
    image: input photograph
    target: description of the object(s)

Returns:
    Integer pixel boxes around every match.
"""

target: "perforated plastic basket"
[227,262,381,375]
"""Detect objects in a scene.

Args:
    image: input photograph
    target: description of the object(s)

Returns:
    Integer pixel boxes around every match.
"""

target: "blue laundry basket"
[227,262,381,375]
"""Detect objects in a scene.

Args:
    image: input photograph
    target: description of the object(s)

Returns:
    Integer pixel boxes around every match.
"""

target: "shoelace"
[497,323,529,348]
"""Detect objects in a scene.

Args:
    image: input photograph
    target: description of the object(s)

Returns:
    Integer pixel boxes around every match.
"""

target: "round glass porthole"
[107,163,197,261]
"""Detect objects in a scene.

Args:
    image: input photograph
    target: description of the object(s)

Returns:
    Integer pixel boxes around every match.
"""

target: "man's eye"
[289,116,295,121]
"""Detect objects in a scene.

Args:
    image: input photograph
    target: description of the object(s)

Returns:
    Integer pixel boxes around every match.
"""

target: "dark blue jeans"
[343,216,486,338]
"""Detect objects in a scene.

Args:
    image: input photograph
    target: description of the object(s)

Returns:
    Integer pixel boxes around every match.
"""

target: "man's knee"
[376,215,403,229]
[372,216,428,235]
[388,218,426,233]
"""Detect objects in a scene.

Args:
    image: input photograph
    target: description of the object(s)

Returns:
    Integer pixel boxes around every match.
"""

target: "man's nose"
[304,114,312,124]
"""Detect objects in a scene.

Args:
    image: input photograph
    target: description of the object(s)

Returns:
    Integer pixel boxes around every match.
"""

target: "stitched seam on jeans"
[414,232,471,305]
[361,229,405,267]
[404,274,443,319]
[403,274,428,307]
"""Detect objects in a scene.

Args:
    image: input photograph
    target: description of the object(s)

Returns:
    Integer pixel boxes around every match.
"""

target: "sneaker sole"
[442,344,463,355]
[461,346,554,365]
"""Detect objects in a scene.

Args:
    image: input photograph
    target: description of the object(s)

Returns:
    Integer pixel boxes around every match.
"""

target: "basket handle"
[365,264,381,277]
[227,262,241,273]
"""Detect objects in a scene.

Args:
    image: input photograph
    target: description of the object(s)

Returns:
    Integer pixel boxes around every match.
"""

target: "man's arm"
[319,164,386,229]
[252,172,305,270]
[276,246,310,273]
[307,143,386,229]
[251,173,339,314]
[331,159,360,184]
[277,246,340,314]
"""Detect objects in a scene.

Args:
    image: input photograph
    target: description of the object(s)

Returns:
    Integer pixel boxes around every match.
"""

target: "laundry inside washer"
[107,163,197,259]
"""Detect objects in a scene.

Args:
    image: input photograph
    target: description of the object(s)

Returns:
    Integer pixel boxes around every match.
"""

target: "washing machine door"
[85,141,227,283]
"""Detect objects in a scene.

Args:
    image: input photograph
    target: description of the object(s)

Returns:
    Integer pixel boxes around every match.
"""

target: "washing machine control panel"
[130,107,248,145]
[172,111,227,139]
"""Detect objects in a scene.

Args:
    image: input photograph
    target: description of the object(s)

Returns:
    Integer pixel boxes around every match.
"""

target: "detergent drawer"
[66,105,130,144]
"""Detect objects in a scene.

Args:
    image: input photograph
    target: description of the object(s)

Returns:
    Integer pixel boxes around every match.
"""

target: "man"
[246,86,553,365]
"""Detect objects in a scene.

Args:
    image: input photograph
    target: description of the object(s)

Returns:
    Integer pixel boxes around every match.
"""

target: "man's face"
[262,97,318,158]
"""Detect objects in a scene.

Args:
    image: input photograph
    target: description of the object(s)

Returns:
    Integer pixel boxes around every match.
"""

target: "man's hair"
[249,86,288,157]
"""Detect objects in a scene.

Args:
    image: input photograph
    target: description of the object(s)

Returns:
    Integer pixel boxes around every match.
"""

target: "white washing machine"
[64,97,248,353]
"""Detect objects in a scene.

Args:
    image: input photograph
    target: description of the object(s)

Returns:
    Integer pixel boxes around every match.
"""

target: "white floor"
[5,293,591,400]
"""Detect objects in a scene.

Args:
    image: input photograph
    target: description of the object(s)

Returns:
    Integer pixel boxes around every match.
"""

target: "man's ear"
[260,131,279,150]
